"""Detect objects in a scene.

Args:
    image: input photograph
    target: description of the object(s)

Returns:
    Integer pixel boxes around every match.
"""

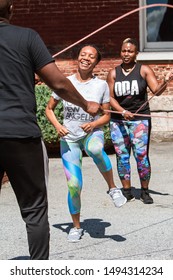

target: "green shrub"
[36,84,63,144]
[35,84,112,148]
[103,123,112,149]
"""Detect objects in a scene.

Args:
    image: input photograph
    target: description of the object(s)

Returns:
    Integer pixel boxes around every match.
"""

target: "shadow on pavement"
[131,186,169,200]
[53,218,126,242]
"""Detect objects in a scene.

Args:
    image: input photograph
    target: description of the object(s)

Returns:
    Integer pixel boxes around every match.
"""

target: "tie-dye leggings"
[60,130,112,214]
[110,119,151,182]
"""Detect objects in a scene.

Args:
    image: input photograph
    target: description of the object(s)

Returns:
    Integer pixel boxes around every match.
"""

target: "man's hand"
[86,101,102,116]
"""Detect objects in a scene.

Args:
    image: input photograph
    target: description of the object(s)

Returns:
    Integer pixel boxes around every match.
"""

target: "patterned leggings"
[110,119,151,182]
[60,130,112,214]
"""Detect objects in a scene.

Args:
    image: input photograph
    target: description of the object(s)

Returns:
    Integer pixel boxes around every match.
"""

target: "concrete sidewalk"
[0,141,173,260]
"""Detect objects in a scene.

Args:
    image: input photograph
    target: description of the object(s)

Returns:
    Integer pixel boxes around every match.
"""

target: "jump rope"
[52,3,173,119]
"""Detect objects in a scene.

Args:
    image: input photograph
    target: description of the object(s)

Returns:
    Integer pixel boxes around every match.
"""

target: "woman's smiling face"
[78,45,99,72]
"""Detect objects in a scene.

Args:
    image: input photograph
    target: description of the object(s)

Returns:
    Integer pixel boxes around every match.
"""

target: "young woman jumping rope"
[46,44,127,242]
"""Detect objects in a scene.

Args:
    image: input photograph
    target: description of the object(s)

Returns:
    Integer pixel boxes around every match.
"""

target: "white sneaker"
[67,227,83,242]
[109,188,127,207]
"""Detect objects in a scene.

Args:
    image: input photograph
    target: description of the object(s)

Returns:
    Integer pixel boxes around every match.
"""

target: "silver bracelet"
[122,110,127,117]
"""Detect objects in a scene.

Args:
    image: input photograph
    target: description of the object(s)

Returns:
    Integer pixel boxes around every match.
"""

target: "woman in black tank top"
[107,38,173,204]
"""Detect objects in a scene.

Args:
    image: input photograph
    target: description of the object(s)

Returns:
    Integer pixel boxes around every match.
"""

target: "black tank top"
[111,63,150,120]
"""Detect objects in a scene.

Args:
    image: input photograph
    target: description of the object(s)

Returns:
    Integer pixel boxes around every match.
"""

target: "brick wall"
[11,0,139,58]
[11,1,172,87]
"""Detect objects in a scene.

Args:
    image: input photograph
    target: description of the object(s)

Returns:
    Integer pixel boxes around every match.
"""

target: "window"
[139,0,173,60]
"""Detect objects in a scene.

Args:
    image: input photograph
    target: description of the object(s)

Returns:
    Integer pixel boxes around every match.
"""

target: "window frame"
[138,0,173,61]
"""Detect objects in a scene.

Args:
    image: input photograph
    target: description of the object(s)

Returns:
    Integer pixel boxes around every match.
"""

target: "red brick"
[11,1,139,57]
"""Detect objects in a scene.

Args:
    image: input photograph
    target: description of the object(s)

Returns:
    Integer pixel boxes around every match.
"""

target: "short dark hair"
[0,0,12,17]
[77,44,102,63]
[122,38,139,50]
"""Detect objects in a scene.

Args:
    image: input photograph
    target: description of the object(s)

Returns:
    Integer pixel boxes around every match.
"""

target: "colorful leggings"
[110,119,151,182]
[60,130,112,214]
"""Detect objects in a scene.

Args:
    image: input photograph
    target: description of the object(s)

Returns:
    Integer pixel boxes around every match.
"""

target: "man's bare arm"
[37,62,100,116]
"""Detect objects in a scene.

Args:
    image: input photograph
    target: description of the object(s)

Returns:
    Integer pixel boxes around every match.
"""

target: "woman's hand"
[122,110,134,120]
[56,125,69,137]
[165,70,173,83]
[80,122,95,133]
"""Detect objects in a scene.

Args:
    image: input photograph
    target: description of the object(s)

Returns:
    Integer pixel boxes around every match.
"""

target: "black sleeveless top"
[111,63,150,120]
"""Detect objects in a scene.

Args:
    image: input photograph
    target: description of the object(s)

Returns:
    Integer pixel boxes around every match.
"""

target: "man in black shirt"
[0,0,100,260]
